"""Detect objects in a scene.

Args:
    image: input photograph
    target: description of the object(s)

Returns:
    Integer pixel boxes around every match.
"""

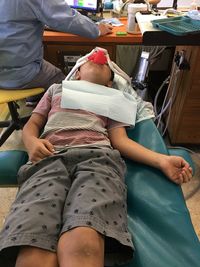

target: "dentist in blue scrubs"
[0,0,112,104]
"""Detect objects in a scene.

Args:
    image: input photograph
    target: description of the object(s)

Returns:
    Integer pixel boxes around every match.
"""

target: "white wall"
[158,0,200,8]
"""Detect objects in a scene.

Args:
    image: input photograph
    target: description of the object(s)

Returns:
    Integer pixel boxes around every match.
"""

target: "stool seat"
[0,88,44,104]
[0,87,45,146]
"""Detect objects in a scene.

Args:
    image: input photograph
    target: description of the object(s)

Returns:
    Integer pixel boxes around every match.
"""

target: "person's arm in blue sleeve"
[28,0,112,38]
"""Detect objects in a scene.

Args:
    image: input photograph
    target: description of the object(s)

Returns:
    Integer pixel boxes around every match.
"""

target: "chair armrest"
[0,150,28,186]
[123,119,200,267]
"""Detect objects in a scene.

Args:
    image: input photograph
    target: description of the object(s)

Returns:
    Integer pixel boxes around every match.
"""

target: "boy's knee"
[71,241,101,258]
[58,227,104,258]
[16,246,58,267]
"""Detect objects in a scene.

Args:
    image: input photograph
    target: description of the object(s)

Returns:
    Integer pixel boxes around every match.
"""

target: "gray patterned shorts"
[0,147,134,266]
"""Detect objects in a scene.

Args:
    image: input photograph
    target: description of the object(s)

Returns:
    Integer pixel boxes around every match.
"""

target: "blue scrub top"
[0,0,99,88]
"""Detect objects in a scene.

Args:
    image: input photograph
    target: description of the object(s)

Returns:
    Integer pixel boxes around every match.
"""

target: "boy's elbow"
[110,137,126,152]
[110,140,119,150]
[109,127,129,150]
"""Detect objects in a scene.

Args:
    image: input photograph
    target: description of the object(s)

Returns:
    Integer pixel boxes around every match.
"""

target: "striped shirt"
[33,84,127,150]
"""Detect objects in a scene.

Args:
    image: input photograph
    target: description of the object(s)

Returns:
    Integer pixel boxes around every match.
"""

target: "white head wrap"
[64,47,155,124]
[65,47,132,84]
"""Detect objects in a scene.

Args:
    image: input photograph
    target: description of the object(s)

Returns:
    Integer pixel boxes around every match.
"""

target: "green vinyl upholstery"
[0,150,28,186]
[0,119,199,267]
[124,119,200,267]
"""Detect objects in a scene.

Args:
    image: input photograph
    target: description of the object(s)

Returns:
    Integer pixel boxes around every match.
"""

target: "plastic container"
[151,16,200,36]
[127,3,147,34]
[104,1,113,10]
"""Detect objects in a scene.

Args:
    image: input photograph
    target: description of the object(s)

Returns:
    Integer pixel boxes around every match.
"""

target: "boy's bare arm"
[22,113,55,163]
[108,127,193,185]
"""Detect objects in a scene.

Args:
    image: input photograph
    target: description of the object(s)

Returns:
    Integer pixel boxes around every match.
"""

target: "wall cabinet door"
[167,46,200,144]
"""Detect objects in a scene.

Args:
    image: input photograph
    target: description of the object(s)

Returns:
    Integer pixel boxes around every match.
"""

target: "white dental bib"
[61,80,137,126]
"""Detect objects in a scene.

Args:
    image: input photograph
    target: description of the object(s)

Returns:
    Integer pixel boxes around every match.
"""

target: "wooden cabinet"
[43,43,116,75]
[167,46,200,144]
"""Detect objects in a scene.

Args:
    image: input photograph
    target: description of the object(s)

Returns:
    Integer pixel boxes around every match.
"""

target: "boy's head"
[67,47,131,86]
[75,61,114,87]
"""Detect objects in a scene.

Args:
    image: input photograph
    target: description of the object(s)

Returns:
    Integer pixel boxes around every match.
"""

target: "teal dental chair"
[0,119,199,267]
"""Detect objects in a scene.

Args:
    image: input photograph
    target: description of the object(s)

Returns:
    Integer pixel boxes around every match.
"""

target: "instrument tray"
[151,16,200,36]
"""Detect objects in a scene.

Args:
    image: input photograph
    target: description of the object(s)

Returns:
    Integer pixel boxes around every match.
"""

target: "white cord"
[153,59,182,136]
[157,73,175,131]
[153,75,170,117]
[154,74,172,130]
[160,67,180,136]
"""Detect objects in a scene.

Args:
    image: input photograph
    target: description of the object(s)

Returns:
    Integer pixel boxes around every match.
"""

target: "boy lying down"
[0,48,192,267]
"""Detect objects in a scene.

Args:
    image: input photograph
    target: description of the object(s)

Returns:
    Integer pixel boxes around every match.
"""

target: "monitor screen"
[65,0,99,13]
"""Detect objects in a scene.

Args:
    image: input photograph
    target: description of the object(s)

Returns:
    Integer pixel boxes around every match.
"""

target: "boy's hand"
[159,155,193,185]
[26,137,55,163]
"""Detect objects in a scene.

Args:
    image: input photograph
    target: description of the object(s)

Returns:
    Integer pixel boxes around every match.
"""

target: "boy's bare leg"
[15,246,58,267]
[57,227,104,267]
